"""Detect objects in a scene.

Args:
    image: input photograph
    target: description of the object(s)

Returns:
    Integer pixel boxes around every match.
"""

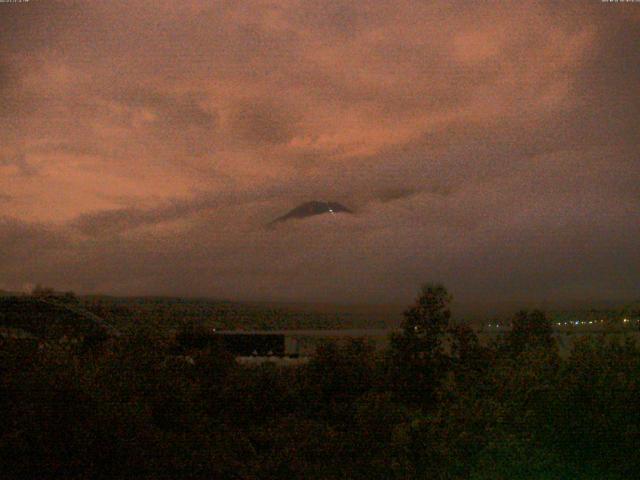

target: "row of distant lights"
[486,318,639,328]
[555,318,639,327]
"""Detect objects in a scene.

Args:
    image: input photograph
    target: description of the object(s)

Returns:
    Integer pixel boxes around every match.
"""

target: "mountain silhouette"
[269,201,352,225]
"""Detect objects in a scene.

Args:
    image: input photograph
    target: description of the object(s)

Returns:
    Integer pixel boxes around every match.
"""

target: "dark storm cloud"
[71,196,216,236]
[0,0,638,306]
[106,87,220,158]
[374,188,421,203]
[72,205,181,236]
[0,153,37,176]
[0,217,62,255]
[70,185,288,236]
[0,60,19,117]
[230,99,299,146]
[0,218,72,292]
[112,87,218,131]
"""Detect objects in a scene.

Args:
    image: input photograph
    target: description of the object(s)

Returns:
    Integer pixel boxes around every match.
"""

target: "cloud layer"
[1,1,638,308]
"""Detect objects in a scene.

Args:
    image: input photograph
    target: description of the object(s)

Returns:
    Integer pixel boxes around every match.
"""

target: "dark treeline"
[1,285,639,479]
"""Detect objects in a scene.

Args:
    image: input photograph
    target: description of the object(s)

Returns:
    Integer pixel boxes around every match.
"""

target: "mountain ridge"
[269,200,352,225]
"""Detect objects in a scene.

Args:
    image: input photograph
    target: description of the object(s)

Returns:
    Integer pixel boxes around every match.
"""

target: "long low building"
[212,328,394,358]
[212,327,640,359]
[213,332,287,357]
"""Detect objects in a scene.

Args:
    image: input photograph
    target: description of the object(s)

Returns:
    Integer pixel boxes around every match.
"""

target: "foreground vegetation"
[1,285,639,479]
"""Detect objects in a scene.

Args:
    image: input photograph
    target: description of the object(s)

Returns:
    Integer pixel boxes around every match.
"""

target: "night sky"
[1,1,638,307]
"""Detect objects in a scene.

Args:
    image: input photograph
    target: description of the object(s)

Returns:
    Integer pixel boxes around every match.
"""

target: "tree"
[402,284,452,339]
[389,284,453,407]
[447,323,491,388]
[504,310,554,355]
[31,284,55,297]
[301,339,376,423]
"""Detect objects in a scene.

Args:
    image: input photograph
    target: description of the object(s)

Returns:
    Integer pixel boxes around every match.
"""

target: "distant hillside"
[269,201,352,225]
[0,296,120,341]
[80,296,402,333]
[78,295,640,335]
[0,289,23,297]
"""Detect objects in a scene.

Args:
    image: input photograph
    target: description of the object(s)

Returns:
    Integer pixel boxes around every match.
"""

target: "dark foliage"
[1,285,638,479]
